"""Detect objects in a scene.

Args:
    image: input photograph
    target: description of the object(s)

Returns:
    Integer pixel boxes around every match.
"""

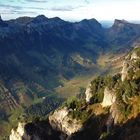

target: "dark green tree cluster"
[77,87,86,99]
[134,59,140,68]
[64,96,89,123]
[133,70,140,83]
[90,76,105,103]
[65,96,86,110]
[25,96,64,120]
[134,48,140,56]
[90,74,120,104]
[114,79,139,118]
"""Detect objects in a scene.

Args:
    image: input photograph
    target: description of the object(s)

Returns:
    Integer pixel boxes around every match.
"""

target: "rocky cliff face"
[49,107,83,136]
[10,123,31,140]
[10,107,83,140]
[121,60,129,81]
[110,103,120,124]
[85,84,93,103]
[101,87,116,107]
[106,19,140,49]
[121,46,140,81]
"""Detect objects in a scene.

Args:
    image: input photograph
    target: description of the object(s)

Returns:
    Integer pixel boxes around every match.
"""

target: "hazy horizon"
[1,14,140,28]
[1,0,140,21]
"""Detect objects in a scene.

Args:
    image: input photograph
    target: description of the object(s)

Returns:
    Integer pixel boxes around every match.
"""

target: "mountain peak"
[49,17,65,23]
[0,15,8,27]
[79,18,102,30]
[81,18,99,24]
[0,15,4,23]
[48,17,67,26]
[35,15,48,20]
[14,16,33,24]
[114,19,129,24]
[113,19,129,27]
[31,15,48,24]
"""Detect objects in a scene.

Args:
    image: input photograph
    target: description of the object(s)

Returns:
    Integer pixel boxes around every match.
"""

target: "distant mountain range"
[0,14,140,112]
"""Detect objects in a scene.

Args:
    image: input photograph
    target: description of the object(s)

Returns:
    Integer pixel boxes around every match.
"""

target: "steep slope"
[0,15,105,106]
[10,47,140,140]
[9,47,140,140]
[106,19,140,52]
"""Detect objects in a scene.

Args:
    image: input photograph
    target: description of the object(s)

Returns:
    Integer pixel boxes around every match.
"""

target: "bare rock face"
[110,103,120,124]
[130,51,139,60]
[101,87,116,107]
[121,60,129,81]
[85,84,93,103]
[49,107,83,136]
[10,108,83,140]
[121,49,140,81]
[9,123,31,140]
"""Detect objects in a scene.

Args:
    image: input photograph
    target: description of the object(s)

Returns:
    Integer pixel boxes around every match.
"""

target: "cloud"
[49,4,85,12]
[0,4,45,10]
[0,11,15,15]
[26,7,45,10]
[0,10,37,15]
[24,0,47,3]
[0,4,22,10]
[49,6,76,11]
[12,10,38,15]
[0,3,43,17]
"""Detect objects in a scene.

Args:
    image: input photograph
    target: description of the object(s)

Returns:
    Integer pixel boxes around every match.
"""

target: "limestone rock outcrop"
[101,87,116,107]
[49,107,83,136]
[85,84,93,103]
[110,103,120,124]
[131,51,139,60]
[121,60,129,81]
[9,123,31,140]
[121,48,140,81]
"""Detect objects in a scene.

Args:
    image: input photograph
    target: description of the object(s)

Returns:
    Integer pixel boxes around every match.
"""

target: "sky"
[0,0,140,21]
